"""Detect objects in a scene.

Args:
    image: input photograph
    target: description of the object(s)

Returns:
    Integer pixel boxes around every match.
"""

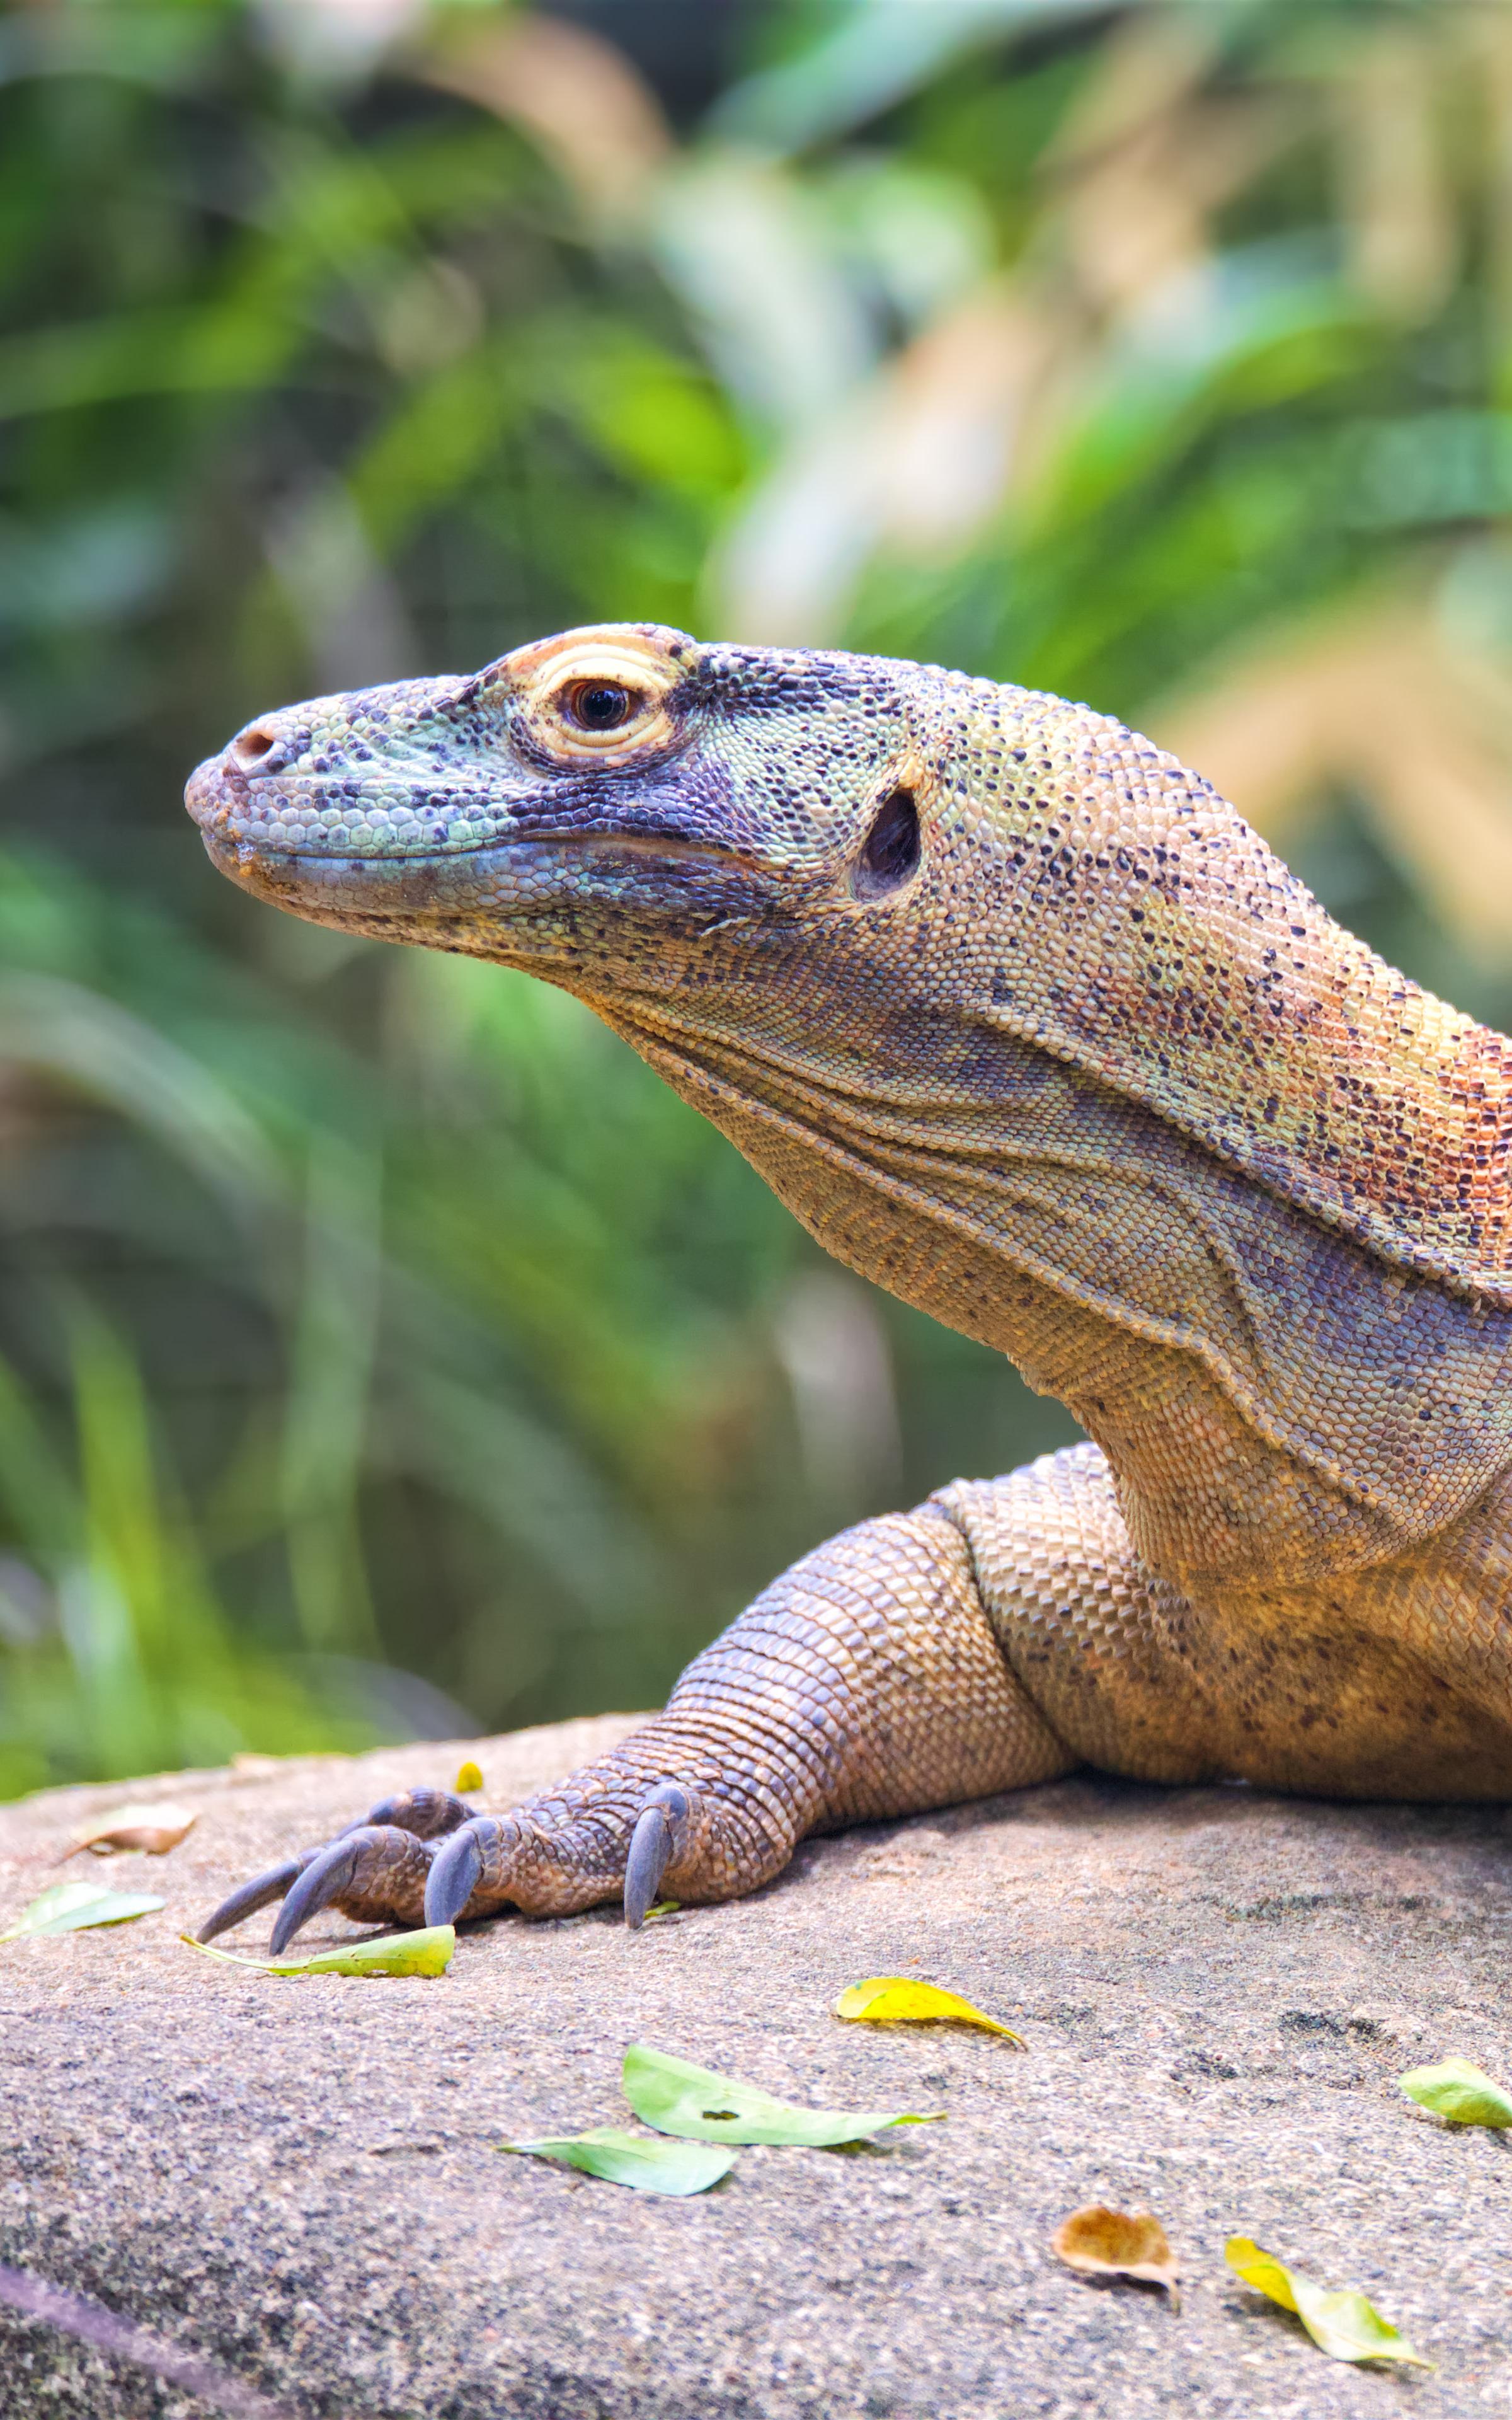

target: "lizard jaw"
[191,819,774,958]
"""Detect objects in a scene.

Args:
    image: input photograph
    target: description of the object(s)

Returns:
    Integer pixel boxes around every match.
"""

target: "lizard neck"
[939,676,1512,1309]
[599,993,1512,1599]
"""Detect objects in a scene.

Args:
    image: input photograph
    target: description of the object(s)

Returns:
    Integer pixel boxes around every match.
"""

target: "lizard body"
[185,625,1512,1943]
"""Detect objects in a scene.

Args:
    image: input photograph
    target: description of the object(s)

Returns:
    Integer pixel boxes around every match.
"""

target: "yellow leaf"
[832,1975,1025,2043]
[1397,2056,1512,2127]
[1052,2204,1179,2300]
[1225,2237,1431,2367]
[65,1801,197,1858]
[453,1761,484,1794]
[180,1925,455,1979]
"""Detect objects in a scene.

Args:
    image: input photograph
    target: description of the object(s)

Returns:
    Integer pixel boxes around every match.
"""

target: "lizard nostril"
[231,724,278,770]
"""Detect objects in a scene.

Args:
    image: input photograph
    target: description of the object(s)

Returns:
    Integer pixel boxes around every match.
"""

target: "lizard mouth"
[185,757,759,879]
[197,822,759,883]
[193,812,769,941]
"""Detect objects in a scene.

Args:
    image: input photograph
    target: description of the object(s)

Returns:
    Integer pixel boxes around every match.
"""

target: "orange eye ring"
[501,630,683,761]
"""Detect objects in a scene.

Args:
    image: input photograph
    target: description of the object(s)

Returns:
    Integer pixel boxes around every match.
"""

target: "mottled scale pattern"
[183,621,1512,1931]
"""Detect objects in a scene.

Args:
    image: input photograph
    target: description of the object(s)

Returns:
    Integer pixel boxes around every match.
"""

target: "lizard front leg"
[936,1443,1225,1786]
[199,1504,1075,1947]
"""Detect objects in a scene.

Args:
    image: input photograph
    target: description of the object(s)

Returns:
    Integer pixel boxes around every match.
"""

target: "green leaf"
[622,2043,944,2146]
[1225,2237,1431,2366]
[0,1881,165,1941]
[833,1975,1026,2043]
[180,1925,455,1978]
[499,2126,734,2196]
[1397,2056,1512,2127]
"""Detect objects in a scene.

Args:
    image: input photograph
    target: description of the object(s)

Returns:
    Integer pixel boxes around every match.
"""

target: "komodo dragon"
[185,622,1512,1950]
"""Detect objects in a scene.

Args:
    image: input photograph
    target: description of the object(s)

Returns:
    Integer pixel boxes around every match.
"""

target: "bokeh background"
[4,0,1512,1799]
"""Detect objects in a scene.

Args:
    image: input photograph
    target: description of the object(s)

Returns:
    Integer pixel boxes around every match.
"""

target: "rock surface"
[3,1719,1512,2418]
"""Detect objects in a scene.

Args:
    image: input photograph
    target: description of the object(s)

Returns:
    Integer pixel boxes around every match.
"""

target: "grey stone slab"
[2,1717,1511,2418]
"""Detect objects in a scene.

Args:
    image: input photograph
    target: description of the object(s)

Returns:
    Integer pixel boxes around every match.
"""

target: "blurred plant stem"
[280,1138,383,1656]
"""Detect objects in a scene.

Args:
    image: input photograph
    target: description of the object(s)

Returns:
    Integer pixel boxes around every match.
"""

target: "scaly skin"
[185,623,1512,1947]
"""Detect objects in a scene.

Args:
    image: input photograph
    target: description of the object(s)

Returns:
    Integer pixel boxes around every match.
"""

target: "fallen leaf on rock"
[66,1802,197,1858]
[643,1899,679,1922]
[833,1976,1025,2043]
[1397,2056,1512,2127]
[1225,2237,1431,2366]
[0,1882,166,1942]
[623,2043,944,2146]
[499,2126,734,2195]
[1052,2205,1179,2300]
[181,1925,455,1979]
[453,1761,483,1794]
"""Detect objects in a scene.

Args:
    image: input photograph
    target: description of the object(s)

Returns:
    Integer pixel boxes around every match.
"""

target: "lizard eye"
[562,679,639,733]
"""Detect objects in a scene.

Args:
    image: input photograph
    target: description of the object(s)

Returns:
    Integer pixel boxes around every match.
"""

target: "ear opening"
[851,786,920,901]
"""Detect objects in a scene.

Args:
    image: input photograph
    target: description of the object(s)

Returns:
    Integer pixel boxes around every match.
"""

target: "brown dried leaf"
[1152,592,1512,958]
[1335,25,1456,321]
[1052,2204,1180,2300]
[422,13,671,228]
[1046,11,1286,317]
[66,1802,197,1858]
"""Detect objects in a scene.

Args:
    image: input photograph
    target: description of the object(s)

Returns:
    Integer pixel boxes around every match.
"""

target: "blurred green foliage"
[4,0,1512,1797]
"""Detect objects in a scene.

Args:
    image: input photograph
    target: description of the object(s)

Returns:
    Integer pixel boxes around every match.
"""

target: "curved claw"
[623,1809,672,1932]
[624,1783,694,1932]
[268,1831,375,1956]
[425,1819,486,1927]
[196,1855,310,1945]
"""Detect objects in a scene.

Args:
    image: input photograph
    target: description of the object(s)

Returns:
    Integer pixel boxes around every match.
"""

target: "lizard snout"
[183,748,237,833]
[186,707,302,833]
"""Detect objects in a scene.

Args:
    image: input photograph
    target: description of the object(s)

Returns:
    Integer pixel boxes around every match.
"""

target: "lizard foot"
[426,1780,702,1931]
[198,1736,781,1950]
[197,1497,1076,1952]
[197,1785,474,1952]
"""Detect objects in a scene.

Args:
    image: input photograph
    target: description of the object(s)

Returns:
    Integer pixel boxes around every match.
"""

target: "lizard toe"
[417,1802,664,1927]
[420,1807,613,1923]
[623,1782,699,1928]
[197,1780,478,1949]
[353,1785,473,1841]
[415,1766,783,1926]
[425,1815,489,1926]
[268,1822,434,1954]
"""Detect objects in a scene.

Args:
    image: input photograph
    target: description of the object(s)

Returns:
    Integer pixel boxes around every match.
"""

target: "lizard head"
[191,616,1512,1347]
[185,621,938,1017]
